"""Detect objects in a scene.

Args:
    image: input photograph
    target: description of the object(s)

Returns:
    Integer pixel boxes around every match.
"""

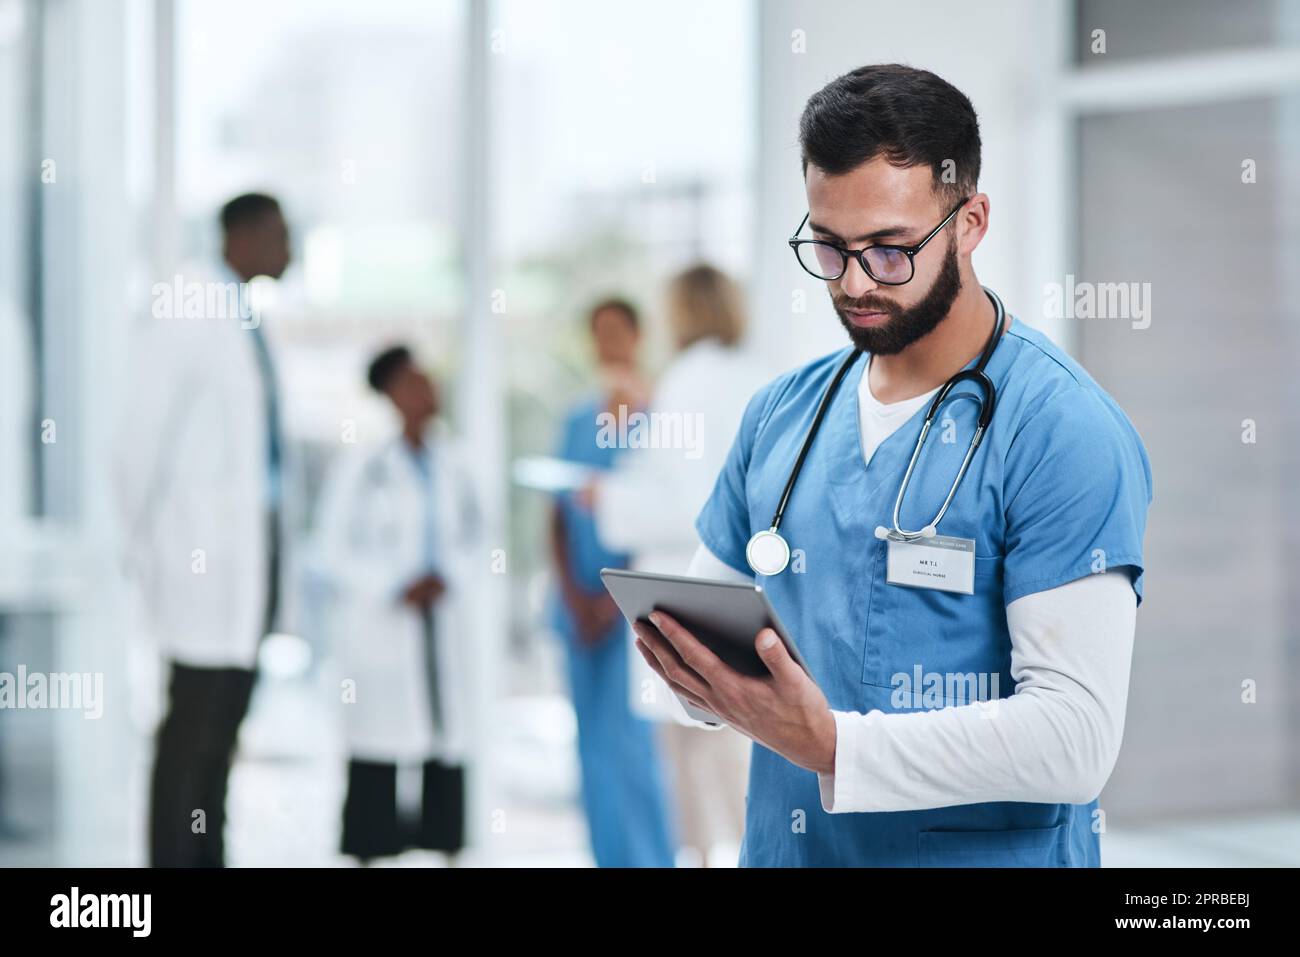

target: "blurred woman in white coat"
[315,346,479,864]
[586,265,768,866]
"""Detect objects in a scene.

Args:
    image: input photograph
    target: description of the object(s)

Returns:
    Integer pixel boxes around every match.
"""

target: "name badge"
[886,535,975,595]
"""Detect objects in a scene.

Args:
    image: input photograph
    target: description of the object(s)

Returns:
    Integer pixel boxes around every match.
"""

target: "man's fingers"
[755,628,805,687]
[635,641,709,711]
[635,639,708,706]
[648,610,725,680]
[634,624,712,700]
[635,634,668,680]
[634,624,711,698]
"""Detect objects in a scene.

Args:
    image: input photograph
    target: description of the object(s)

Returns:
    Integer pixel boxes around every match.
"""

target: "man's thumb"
[756,628,800,683]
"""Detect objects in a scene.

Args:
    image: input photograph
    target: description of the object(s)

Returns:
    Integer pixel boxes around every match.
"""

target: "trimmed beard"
[833,235,962,355]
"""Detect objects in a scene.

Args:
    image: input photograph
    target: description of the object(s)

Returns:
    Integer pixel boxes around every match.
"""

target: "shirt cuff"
[817,710,872,814]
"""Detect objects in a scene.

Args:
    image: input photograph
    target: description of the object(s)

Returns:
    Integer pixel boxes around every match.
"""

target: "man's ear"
[958,193,990,257]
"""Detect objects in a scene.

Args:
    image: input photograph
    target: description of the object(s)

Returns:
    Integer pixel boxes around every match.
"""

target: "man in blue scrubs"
[632,64,1152,867]
[548,299,676,867]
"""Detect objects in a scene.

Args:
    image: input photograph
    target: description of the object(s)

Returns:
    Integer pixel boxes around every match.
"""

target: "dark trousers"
[149,662,256,867]
[340,758,465,862]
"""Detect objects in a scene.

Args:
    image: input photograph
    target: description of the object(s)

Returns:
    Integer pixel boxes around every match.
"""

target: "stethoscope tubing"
[887,289,1003,541]
[764,346,863,534]
[757,286,1006,558]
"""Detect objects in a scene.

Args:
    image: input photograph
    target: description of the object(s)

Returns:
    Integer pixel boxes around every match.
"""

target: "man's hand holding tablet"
[600,569,837,775]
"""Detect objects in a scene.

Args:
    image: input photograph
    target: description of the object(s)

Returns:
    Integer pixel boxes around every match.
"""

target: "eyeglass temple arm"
[911,198,970,255]
[791,212,810,241]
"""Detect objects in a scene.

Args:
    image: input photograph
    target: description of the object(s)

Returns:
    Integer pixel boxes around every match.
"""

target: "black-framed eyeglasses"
[789,197,969,285]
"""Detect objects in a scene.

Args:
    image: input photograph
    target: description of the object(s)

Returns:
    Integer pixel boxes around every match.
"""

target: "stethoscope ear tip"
[921,525,937,539]
[873,526,890,540]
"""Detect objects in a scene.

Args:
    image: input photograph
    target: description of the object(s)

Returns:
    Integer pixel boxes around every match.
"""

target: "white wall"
[750,0,1061,370]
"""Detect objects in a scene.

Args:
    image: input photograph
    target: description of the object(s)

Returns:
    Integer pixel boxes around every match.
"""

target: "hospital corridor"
[1,0,1299,913]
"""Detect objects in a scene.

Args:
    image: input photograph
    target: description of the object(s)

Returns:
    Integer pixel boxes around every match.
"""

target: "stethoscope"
[744,286,1007,577]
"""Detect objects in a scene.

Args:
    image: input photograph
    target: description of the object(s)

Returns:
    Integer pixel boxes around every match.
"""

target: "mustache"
[833,295,899,314]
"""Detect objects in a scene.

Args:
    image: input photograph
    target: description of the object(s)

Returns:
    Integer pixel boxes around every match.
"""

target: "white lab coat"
[313,428,479,763]
[594,338,768,722]
[110,265,283,669]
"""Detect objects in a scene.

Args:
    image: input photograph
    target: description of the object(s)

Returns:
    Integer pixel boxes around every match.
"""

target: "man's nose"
[837,253,879,299]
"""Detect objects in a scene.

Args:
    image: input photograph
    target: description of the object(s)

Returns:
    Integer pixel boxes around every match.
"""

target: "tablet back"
[599,568,807,679]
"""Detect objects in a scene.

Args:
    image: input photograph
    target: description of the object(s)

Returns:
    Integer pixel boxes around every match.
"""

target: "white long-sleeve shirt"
[682,353,1138,813]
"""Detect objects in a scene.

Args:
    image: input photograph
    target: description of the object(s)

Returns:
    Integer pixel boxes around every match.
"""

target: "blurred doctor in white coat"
[112,193,290,867]
[587,264,768,866]
[315,345,479,864]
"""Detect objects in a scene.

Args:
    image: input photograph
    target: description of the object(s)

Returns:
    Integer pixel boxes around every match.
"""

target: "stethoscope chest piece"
[746,528,791,577]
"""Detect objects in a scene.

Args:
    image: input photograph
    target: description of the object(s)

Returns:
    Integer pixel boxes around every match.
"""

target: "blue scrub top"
[696,316,1152,867]
[550,396,630,611]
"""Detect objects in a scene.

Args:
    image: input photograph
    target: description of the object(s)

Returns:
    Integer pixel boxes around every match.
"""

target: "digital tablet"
[599,568,811,726]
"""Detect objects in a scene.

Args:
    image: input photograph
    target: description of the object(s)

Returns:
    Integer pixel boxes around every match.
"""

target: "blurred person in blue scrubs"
[547,298,675,868]
[587,266,767,866]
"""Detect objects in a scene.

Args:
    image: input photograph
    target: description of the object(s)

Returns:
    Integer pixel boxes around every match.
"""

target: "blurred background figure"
[546,299,676,867]
[111,193,291,867]
[587,265,766,867]
[315,346,480,865]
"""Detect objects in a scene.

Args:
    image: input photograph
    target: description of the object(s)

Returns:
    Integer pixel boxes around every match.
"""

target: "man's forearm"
[818,570,1136,813]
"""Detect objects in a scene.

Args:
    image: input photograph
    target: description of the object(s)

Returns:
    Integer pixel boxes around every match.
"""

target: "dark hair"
[799,64,980,203]
[220,193,282,235]
[587,297,639,331]
[367,345,412,393]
